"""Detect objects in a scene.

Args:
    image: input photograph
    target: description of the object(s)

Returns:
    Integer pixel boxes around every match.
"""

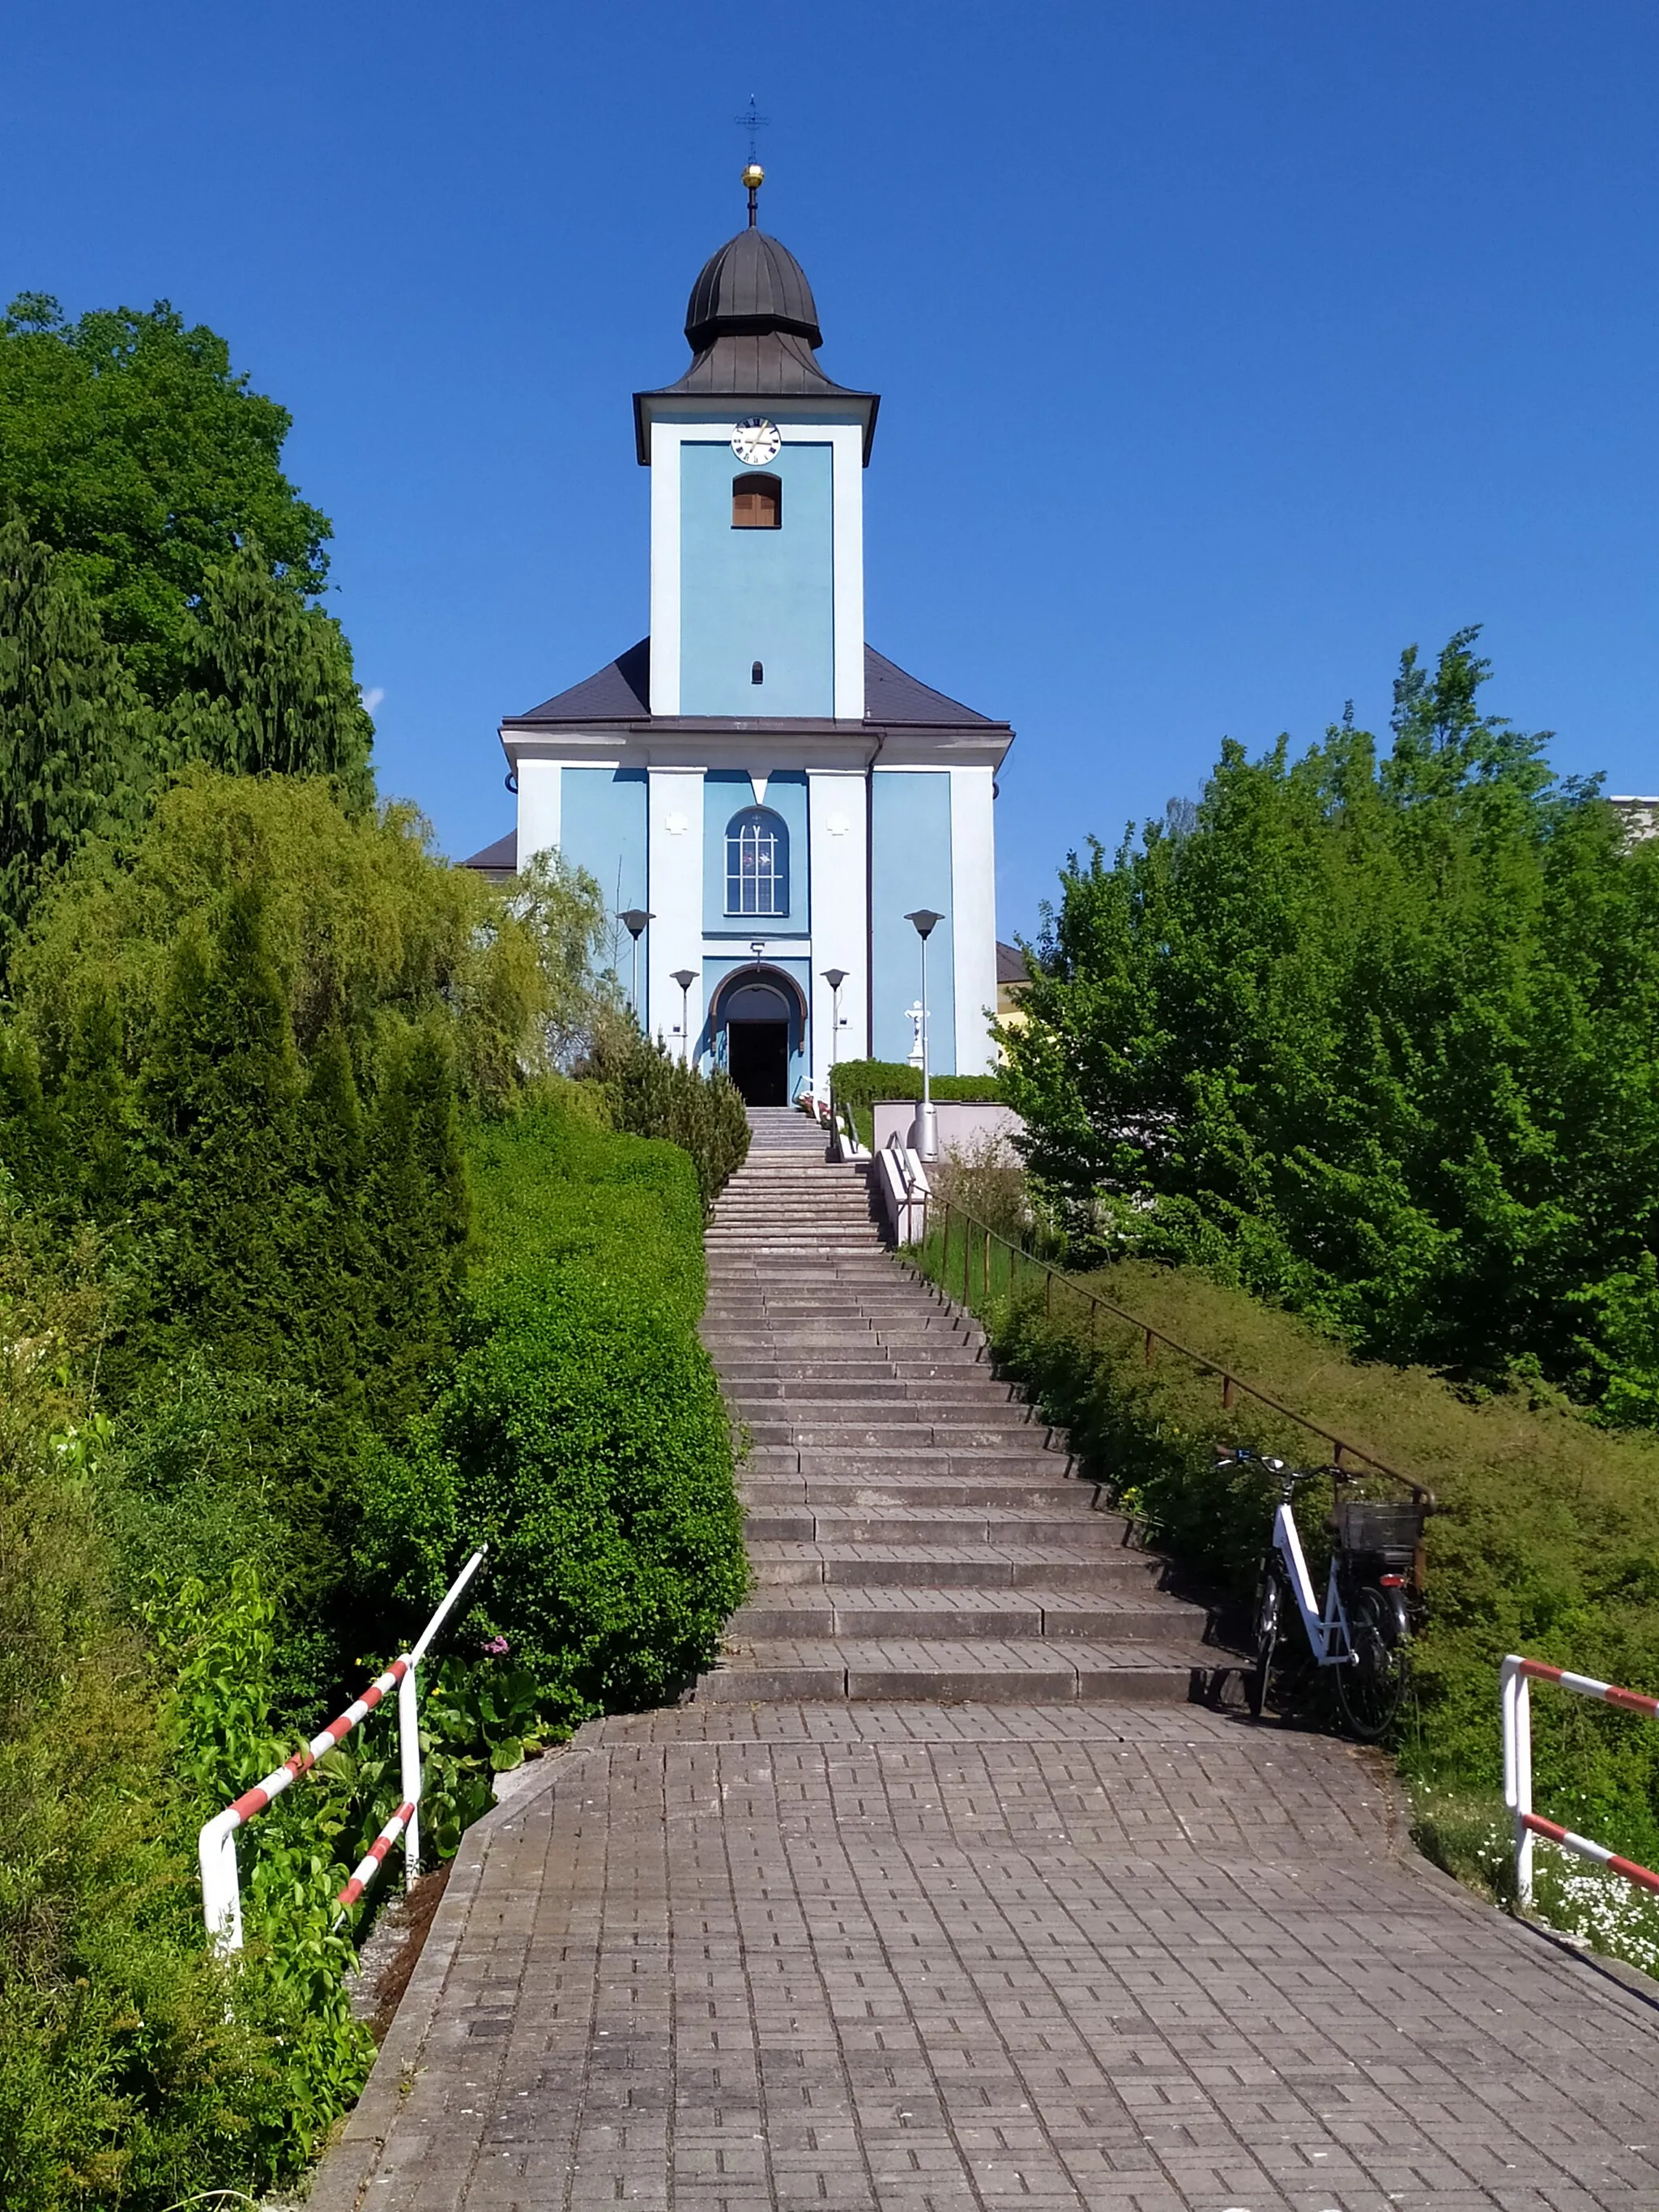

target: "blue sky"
[3,2,1654,936]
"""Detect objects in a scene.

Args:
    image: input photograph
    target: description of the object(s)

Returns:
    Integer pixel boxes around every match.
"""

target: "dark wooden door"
[727,1021,789,1106]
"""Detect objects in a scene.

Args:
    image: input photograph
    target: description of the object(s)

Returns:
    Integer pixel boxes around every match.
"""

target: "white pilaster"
[646,766,705,1054]
[515,757,561,869]
[830,428,864,720]
[807,769,869,1096]
[648,420,682,714]
[949,765,999,1075]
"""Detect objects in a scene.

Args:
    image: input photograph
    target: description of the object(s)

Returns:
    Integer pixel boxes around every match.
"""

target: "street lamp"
[671,968,697,1063]
[903,910,944,1161]
[619,908,654,1021]
[821,969,847,1075]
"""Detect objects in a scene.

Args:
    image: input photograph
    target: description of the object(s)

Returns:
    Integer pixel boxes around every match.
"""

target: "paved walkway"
[311,1116,1659,2212]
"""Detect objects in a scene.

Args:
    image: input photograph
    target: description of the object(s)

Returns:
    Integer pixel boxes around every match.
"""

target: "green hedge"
[920,1238,1659,1878]
[364,1092,748,1722]
[830,1058,1001,1149]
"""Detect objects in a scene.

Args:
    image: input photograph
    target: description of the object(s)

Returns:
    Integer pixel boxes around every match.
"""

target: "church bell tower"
[497,169,1012,1099]
[633,171,878,720]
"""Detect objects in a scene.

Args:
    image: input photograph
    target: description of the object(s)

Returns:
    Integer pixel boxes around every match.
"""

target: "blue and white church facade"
[491,186,1014,1106]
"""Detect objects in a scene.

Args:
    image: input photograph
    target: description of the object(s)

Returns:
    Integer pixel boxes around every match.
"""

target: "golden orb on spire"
[741,162,765,190]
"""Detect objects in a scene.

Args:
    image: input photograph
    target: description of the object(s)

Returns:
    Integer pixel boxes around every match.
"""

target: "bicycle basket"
[1333,1499,1424,1570]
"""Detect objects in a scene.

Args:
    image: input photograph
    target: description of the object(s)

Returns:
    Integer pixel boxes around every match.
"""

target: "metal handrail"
[928,1194,1433,1506]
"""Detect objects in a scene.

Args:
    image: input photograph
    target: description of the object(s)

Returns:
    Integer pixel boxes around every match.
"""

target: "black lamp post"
[821,968,847,1083]
[903,910,944,1161]
[671,968,697,1063]
[620,908,654,1021]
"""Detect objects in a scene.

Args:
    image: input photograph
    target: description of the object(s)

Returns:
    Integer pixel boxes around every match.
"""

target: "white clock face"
[731,416,781,466]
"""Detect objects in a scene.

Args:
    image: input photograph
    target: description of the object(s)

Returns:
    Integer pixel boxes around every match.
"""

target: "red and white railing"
[198,1548,487,1954]
[1500,1654,1659,1909]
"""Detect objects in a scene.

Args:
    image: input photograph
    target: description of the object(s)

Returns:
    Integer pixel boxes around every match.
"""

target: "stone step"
[740,1475,1096,1511]
[742,1421,1047,1451]
[696,1638,1200,1705]
[747,1540,1155,1589]
[742,1446,1071,1477]
[726,1379,1017,1406]
[727,1586,1208,1645]
[741,1505,1128,1545]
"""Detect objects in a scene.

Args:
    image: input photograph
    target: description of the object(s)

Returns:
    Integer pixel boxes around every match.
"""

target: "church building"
[480,173,1014,1106]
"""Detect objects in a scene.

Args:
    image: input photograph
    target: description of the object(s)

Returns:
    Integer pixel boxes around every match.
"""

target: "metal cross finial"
[735,96,770,224]
[735,95,770,163]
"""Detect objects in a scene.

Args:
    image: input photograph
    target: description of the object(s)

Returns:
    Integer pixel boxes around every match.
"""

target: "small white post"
[1502,1656,1534,1908]
[198,1809,244,1956]
[399,1658,422,1878]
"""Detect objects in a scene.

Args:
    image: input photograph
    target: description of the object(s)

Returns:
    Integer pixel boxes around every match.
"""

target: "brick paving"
[310,1115,1659,2211]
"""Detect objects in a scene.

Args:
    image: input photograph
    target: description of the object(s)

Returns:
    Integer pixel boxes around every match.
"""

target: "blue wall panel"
[702,769,810,934]
[561,765,648,1008]
[680,442,834,716]
[870,771,955,1072]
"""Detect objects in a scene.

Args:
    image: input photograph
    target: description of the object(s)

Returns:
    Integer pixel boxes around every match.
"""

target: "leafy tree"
[0,294,329,691]
[0,296,374,948]
[1000,631,1659,1414]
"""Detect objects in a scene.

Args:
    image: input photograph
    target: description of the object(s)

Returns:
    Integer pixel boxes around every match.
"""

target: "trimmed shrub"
[830,1057,1002,1148]
[360,1092,748,1724]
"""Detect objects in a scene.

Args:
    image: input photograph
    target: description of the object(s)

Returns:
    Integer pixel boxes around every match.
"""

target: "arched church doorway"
[715,973,801,1106]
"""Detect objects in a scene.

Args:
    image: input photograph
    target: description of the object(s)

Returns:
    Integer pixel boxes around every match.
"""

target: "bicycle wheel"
[1335,1581,1410,1741]
[1248,1561,1286,1719]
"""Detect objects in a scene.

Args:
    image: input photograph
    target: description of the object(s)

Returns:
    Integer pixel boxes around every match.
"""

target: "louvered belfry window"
[726,808,787,917]
[731,472,782,528]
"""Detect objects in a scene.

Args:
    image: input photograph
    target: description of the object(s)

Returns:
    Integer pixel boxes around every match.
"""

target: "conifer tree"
[134,884,304,1381]
[288,1023,372,1411]
[360,1016,469,1432]
[0,520,150,961]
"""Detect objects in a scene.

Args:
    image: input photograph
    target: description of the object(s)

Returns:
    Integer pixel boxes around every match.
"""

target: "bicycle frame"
[1269,1499,1354,1668]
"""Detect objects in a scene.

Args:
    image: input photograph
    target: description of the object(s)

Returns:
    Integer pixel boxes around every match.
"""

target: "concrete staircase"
[695,1106,1217,1703]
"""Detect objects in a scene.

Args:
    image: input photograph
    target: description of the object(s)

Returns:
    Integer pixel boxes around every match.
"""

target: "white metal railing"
[876,1136,930,1245]
[197,1548,487,1954]
[830,1102,867,1162]
[1500,1653,1659,1909]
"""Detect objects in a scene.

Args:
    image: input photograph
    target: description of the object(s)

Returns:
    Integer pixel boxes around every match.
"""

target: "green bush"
[920,1238,1659,1871]
[591,1021,749,1210]
[830,1057,1002,1149]
[0,1230,369,2212]
[360,1092,748,1724]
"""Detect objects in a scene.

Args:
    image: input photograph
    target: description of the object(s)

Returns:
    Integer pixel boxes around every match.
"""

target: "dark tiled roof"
[462,830,516,873]
[996,940,1030,986]
[655,330,864,401]
[685,230,821,349]
[864,648,994,727]
[517,638,652,722]
[510,641,996,729]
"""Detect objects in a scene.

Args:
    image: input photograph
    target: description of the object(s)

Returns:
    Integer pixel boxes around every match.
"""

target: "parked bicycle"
[1221,1447,1427,1740]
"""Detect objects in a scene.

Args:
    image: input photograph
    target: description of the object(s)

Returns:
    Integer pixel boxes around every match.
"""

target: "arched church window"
[731,472,782,528]
[725,808,788,917]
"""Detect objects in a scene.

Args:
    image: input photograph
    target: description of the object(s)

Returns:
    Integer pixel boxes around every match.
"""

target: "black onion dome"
[684,229,823,351]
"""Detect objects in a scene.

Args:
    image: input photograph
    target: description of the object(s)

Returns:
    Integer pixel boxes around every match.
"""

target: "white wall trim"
[515,757,561,870]
[648,419,681,714]
[646,766,705,1054]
